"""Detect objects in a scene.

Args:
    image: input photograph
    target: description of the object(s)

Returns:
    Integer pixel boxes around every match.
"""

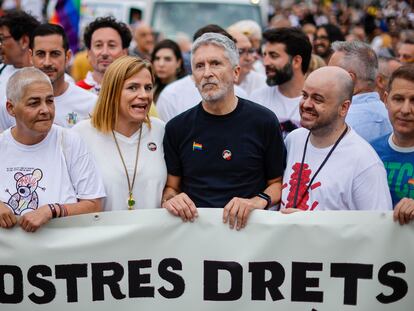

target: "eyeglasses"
[238,48,255,55]
[399,54,414,64]
[0,35,13,44]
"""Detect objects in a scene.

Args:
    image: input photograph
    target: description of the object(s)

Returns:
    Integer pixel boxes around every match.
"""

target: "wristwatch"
[257,192,272,210]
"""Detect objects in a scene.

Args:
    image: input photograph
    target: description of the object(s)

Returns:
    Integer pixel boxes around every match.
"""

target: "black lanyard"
[292,125,349,209]
[0,64,7,75]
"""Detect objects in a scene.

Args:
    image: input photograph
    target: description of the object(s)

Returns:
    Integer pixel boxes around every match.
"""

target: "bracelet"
[55,203,62,217]
[256,192,272,210]
[48,204,57,218]
[56,203,68,217]
[62,205,68,217]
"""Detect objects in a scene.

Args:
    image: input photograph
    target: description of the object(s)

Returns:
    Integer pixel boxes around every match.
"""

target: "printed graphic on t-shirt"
[282,162,321,210]
[5,168,45,215]
[383,161,414,200]
[66,112,78,127]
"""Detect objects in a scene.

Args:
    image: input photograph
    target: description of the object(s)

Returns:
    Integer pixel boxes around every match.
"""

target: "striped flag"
[50,0,80,53]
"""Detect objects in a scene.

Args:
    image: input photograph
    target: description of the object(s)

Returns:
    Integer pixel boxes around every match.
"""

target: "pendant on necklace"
[128,193,135,210]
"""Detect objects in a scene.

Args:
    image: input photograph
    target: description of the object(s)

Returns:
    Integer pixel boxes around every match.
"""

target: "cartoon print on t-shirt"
[5,169,45,215]
[281,162,321,210]
[66,112,78,127]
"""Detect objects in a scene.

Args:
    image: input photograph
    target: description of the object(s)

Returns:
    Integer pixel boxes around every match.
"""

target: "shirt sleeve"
[163,121,182,177]
[351,162,393,210]
[64,130,106,200]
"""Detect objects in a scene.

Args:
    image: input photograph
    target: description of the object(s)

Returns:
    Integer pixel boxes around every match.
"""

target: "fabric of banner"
[0,209,413,310]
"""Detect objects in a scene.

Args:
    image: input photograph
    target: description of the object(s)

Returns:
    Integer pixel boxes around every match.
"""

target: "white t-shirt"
[281,127,392,211]
[253,60,265,75]
[0,82,97,130]
[0,125,106,215]
[250,85,301,127]
[0,65,18,98]
[72,117,167,211]
[54,83,97,127]
[157,75,249,122]
[238,70,266,96]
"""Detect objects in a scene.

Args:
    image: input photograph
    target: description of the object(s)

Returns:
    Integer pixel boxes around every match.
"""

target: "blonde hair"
[92,56,154,133]
[306,54,326,78]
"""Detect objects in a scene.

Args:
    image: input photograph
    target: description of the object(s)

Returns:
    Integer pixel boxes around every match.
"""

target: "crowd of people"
[0,2,413,233]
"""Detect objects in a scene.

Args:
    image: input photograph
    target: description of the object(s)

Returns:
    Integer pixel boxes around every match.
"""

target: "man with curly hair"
[76,16,132,94]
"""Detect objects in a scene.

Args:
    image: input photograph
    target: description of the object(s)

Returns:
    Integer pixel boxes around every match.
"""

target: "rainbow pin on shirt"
[408,178,414,186]
[193,142,203,151]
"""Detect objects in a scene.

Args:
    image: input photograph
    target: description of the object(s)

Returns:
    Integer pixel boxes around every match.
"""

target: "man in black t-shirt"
[162,32,285,230]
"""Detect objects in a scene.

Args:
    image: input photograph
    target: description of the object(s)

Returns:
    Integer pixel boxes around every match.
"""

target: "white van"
[145,0,268,40]
[80,0,147,27]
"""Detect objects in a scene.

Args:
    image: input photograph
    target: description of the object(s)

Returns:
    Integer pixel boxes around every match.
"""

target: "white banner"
[0,209,413,310]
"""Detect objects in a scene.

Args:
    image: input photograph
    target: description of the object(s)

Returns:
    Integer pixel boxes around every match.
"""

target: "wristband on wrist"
[48,204,57,218]
[55,203,63,217]
[257,192,272,210]
[57,203,68,217]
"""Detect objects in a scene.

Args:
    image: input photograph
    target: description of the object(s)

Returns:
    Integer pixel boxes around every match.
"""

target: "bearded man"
[251,27,312,137]
[162,33,285,230]
[281,66,391,212]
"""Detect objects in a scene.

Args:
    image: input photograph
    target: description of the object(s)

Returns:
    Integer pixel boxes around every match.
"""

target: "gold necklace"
[112,127,142,210]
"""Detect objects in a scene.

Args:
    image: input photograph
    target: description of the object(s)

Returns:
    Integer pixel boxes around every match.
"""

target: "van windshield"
[151,2,262,39]
[81,2,144,28]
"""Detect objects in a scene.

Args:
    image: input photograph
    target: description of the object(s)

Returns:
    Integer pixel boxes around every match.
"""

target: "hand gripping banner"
[0,209,413,310]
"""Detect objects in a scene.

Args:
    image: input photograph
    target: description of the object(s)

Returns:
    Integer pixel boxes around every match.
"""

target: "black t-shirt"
[163,97,285,208]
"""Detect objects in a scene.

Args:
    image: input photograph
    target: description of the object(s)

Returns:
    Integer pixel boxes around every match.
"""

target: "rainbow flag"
[192,142,203,151]
[50,0,80,53]
[408,178,414,186]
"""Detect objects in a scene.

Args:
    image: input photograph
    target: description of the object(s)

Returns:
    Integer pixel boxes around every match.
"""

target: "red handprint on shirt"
[282,162,321,210]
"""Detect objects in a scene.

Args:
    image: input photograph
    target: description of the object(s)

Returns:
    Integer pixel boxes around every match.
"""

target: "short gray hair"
[191,32,239,68]
[6,67,52,104]
[331,41,378,85]
[378,56,399,78]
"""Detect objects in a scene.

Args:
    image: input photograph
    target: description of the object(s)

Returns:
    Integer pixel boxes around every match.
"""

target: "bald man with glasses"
[229,29,266,96]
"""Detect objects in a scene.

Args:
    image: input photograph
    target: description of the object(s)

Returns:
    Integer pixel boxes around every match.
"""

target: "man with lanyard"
[371,65,414,225]
[162,33,285,230]
[281,66,392,212]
